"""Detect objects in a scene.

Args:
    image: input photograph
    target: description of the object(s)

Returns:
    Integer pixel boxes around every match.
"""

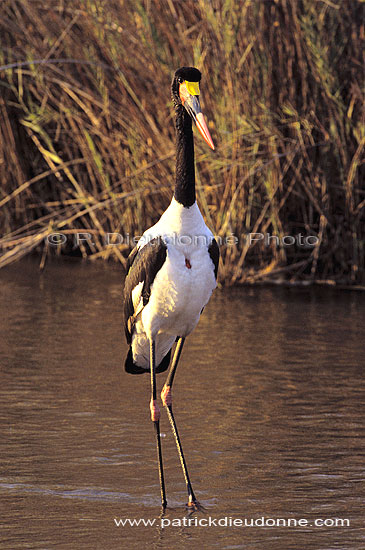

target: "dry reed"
[0,0,364,285]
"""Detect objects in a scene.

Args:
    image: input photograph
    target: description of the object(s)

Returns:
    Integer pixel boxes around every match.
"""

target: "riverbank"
[0,0,363,285]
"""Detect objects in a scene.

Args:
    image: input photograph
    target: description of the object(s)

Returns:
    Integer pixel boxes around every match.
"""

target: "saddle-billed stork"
[123,67,219,510]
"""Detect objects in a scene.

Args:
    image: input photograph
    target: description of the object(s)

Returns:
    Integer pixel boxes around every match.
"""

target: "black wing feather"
[208,238,219,278]
[125,244,139,274]
[123,237,167,344]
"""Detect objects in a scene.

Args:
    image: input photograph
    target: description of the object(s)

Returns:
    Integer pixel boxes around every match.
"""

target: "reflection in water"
[0,258,364,549]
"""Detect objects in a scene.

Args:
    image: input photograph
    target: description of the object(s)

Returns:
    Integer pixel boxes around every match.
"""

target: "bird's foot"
[150,399,160,421]
[186,498,206,514]
[161,384,172,407]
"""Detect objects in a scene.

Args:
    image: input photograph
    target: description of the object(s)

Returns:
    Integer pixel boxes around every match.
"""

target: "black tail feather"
[125,347,172,375]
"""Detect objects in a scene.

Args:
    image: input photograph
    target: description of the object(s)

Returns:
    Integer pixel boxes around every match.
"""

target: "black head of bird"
[171,66,215,150]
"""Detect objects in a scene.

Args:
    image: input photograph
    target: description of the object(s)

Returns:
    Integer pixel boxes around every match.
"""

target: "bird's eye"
[178,77,183,84]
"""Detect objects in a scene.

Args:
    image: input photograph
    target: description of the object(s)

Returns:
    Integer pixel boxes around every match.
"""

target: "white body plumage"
[130,198,217,369]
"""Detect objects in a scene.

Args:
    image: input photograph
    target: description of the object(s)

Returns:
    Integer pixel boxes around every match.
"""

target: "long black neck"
[174,104,195,207]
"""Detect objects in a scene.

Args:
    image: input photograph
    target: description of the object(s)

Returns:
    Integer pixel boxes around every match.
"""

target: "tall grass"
[0,0,363,285]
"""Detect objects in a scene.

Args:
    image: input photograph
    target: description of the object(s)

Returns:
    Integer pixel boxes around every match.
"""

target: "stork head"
[171,66,215,150]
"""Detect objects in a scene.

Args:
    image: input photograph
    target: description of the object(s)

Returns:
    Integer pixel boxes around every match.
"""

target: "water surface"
[0,258,364,549]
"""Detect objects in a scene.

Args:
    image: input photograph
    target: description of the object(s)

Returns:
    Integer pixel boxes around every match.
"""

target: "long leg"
[149,339,167,510]
[161,337,199,508]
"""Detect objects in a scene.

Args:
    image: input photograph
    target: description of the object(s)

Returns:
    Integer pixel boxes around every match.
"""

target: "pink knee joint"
[161,385,172,407]
[150,399,160,421]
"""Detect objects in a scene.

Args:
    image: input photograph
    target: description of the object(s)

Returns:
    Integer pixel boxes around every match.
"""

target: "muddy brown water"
[0,258,364,549]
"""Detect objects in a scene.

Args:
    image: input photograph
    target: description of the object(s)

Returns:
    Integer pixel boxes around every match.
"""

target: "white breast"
[142,242,216,338]
[138,197,213,248]
[131,198,217,368]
